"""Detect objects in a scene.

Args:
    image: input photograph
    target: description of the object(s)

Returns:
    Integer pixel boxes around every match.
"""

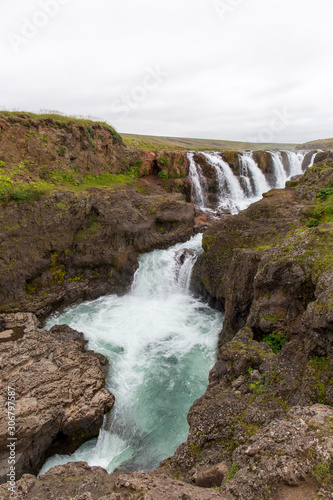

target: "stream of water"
[40,234,223,474]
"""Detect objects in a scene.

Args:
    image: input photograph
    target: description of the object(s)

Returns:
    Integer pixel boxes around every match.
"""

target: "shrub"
[317,187,333,200]
[58,146,67,157]
[0,161,5,167]
[262,331,287,354]
[0,183,48,203]
[160,155,169,167]
[306,218,320,227]
[158,170,169,181]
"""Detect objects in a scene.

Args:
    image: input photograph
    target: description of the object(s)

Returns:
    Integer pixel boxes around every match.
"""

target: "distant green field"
[121,133,298,151]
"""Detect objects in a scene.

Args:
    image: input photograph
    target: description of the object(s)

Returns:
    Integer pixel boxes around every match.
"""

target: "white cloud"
[1,0,332,143]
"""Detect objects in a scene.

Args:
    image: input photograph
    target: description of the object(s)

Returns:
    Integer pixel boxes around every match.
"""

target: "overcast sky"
[1,0,332,143]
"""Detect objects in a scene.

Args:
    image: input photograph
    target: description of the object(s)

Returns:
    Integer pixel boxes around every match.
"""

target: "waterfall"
[203,152,246,214]
[306,151,317,170]
[40,234,223,475]
[285,151,306,178]
[270,151,288,188]
[188,152,207,208]
[188,149,317,216]
[239,153,271,197]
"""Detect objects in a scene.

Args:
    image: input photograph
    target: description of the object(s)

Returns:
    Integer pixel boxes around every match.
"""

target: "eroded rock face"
[0,187,194,318]
[191,187,303,324]
[0,113,140,177]
[0,313,114,482]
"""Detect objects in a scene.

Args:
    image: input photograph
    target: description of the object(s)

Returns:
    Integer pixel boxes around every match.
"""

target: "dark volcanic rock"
[0,187,194,318]
[0,313,114,482]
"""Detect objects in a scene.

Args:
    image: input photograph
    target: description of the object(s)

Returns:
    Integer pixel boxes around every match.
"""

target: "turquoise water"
[40,234,223,474]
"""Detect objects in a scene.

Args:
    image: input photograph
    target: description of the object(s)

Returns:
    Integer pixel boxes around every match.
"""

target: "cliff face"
[0,186,194,319]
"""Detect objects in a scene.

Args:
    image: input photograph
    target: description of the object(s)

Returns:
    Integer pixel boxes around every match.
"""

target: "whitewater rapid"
[40,234,223,474]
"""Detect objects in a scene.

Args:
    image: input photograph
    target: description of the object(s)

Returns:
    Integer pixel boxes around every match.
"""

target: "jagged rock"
[0,462,227,499]
[0,314,114,482]
[226,405,333,500]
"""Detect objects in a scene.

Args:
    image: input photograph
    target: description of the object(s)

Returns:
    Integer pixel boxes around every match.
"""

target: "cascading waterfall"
[285,151,306,178]
[270,151,288,188]
[239,153,271,197]
[306,151,318,171]
[188,150,316,215]
[203,152,246,214]
[188,152,207,208]
[40,234,223,475]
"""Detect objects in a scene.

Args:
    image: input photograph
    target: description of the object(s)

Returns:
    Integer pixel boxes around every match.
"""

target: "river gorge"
[0,113,332,500]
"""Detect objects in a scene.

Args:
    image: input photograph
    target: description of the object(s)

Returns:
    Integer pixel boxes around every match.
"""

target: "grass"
[305,184,333,226]
[225,462,239,482]
[0,175,50,202]
[121,133,297,152]
[0,170,136,204]
[313,458,333,489]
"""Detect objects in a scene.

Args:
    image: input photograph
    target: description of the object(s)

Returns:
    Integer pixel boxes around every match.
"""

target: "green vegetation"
[304,183,333,226]
[317,187,333,200]
[0,175,49,203]
[262,331,287,354]
[313,458,333,490]
[58,146,67,157]
[306,218,320,227]
[0,168,136,204]
[0,161,5,168]
[225,462,239,482]
[249,381,266,394]
[158,169,169,181]
[160,155,169,167]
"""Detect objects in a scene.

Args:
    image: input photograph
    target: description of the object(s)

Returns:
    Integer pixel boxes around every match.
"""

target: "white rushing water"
[270,151,288,188]
[285,151,305,178]
[40,234,223,475]
[188,150,315,215]
[188,152,207,208]
[203,152,246,214]
[239,152,270,198]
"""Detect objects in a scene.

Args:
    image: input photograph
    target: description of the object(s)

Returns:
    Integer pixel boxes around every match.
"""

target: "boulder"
[0,313,114,482]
